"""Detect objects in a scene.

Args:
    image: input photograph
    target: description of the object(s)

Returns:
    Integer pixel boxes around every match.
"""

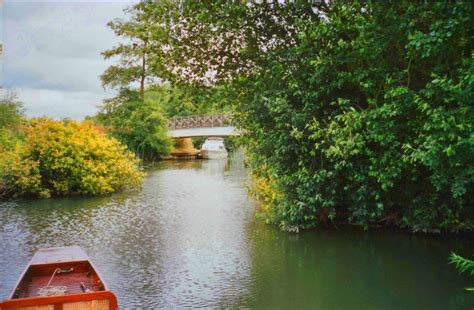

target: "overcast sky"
[2,0,137,120]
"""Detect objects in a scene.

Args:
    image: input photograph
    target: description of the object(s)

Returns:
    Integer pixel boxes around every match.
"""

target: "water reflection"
[0,154,254,308]
[0,152,473,309]
[246,225,474,309]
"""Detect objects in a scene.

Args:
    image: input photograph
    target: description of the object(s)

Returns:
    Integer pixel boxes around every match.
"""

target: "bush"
[1,118,144,198]
[235,2,474,232]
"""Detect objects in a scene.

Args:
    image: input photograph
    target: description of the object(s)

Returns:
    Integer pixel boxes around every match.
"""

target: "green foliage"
[0,128,23,153]
[0,90,23,129]
[238,1,474,232]
[0,90,26,195]
[450,252,474,276]
[0,118,144,198]
[101,1,237,154]
[125,1,474,232]
[145,84,197,117]
[151,83,236,117]
[94,89,172,160]
[450,252,474,291]
[100,3,169,99]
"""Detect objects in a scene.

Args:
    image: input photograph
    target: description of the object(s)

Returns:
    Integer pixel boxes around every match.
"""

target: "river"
[0,152,473,309]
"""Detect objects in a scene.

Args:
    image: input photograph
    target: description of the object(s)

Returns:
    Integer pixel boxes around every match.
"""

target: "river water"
[0,152,473,309]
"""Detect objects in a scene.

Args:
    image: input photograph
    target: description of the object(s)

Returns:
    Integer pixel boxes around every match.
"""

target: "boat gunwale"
[1,291,118,309]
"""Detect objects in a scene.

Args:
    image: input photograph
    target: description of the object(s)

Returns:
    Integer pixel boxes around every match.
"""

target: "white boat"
[200,137,228,159]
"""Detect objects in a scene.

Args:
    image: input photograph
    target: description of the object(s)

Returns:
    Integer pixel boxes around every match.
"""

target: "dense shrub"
[238,2,474,232]
[1,118,144,198]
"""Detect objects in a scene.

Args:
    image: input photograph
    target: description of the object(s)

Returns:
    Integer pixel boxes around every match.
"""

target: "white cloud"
[2,1,137,119]
[17,87,115,120]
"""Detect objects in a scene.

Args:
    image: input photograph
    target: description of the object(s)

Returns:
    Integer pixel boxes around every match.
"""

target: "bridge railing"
[169,113,233,130]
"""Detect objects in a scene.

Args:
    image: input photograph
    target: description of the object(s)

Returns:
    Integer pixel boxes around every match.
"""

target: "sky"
[1,0,137,120]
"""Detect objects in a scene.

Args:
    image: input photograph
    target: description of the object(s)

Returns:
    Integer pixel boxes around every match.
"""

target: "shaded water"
[0,152,473,309]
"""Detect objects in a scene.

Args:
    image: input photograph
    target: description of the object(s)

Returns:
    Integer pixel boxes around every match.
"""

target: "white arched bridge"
[168,113,241,138]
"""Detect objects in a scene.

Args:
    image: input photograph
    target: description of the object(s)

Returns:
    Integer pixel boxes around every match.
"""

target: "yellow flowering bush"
[248,164,282,219]
[1,118,144,198]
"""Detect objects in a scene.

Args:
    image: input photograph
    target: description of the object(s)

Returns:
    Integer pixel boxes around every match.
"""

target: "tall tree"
[101,7,154,100]
[101,1,183,99]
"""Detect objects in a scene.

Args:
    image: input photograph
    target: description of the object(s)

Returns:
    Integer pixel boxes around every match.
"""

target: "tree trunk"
[140,53,146,101]
[139,40,147,101]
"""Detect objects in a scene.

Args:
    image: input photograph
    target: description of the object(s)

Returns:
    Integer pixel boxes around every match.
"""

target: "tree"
[101,5,166,100]
[136,1,319,85]
[146,83,236,117]
[0,89,25,154]
[0,89,23,128]
[95,89,172,161]
[118,1,474,232]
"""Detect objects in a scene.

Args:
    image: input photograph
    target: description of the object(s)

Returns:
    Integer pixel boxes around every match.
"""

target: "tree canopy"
[104,1,474,232]
[94,88,172,161]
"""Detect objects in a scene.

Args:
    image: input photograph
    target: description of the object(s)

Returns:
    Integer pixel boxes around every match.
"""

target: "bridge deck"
[169,126,240,138]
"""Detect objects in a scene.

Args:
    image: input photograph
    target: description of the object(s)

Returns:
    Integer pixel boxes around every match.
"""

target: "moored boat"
[0,246,118,310]
[200,137,228,159]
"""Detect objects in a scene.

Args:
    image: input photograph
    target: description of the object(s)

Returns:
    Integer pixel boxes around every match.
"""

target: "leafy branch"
[450,252,474,292]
